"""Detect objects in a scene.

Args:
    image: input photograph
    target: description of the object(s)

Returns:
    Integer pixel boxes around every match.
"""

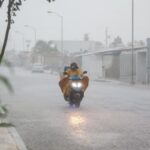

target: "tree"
[0,59,13,126]
[31,40,63,71]
[32,40,59,64]
[34,40,50,54]
[0,0,55,64]
[33,40,58,54]
[110,36,124,48]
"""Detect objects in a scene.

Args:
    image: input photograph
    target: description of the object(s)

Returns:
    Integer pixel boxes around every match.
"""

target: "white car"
[32,64,44,73]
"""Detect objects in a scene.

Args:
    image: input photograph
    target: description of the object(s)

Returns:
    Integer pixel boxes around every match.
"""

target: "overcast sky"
[0,0,150,51]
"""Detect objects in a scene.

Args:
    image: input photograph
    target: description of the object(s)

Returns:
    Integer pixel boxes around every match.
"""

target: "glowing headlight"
[72,82,78,87]
[77,82,82,88]
[71,82,82,88]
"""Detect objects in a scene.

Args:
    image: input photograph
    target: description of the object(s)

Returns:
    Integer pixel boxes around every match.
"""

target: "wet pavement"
[1,68,150,150]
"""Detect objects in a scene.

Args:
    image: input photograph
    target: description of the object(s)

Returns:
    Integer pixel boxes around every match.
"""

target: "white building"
[49,40,103,54]
[74,39,150,85]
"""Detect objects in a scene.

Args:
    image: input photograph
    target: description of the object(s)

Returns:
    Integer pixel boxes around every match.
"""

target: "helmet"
[70,62,78,70]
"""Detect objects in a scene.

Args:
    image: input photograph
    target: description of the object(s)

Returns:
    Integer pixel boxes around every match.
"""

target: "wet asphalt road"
[1,68,150,150]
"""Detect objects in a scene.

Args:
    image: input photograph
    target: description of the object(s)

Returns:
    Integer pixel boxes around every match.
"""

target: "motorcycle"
[65,71,88,107]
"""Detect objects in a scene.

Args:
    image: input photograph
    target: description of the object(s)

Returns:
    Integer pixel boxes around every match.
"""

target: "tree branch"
[0,0,5,8]
[0,0,55,64]
[0,0,14,64]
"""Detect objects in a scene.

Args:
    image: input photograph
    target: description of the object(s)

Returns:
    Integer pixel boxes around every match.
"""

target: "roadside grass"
[0,59,14,127]
[0,122,14,127]
[0,104,14,127]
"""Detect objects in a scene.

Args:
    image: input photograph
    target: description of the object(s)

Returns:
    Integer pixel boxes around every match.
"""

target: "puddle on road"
[69,112,86,139]
[68,111,121,148]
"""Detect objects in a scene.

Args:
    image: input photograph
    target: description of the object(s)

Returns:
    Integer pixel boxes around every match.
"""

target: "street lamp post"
[131,0,134,84]
[15,31,25,51]
[48,11,64,55]
[24,25,36,45]
[105,28,108,49]
[105,27,110,49]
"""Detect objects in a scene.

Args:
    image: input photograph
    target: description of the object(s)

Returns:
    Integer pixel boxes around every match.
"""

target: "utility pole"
[105,27,108,49]
[24,25,36,46]
[131,0,134,84]
[48,11,64,55]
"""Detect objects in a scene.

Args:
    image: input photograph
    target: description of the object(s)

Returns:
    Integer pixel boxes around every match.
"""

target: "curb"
[8,127,28,150]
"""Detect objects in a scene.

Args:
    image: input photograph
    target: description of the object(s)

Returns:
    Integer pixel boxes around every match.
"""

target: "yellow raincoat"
[59,68,89,98]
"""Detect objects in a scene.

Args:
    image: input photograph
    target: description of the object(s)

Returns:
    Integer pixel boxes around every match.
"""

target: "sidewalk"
[95,78,150,89]
[0,127,27,150]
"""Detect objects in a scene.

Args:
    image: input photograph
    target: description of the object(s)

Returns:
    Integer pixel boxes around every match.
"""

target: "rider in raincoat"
[59,62,89,100]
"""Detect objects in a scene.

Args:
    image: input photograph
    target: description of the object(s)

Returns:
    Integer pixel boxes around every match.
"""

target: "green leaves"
[0,74,13,92]
[0,60,13,123]
[0,0,5,8]
[0,105,13,127]
[47,0,55,2]
[1,59,12,69]
[0,59,13,92]
[0,105,8,117]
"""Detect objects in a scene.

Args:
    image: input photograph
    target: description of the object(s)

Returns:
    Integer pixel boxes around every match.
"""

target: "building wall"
[102,54,120,79]
[120,53,136,82]
[82,54,102,80]
[147,38,150,84]
[136,52,146,84]
[79,46,149,84]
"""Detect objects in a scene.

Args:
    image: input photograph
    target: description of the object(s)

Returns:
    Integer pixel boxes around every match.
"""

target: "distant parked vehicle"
[32,63,44,73]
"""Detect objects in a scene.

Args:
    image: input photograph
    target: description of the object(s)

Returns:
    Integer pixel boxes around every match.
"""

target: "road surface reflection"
[68,111,87,139]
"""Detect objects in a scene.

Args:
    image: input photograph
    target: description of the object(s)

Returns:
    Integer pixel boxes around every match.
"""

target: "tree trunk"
[0,0,13,64]
[0,21,11,64]
[0,0,5,8]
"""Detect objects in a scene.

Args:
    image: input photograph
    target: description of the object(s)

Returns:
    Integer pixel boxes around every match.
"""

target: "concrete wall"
[82,54,102,80]
[102,54,120,79]
[120,53,136,82]
[79,46,148,84]
[147,38,150,84]
[136,52,146,84]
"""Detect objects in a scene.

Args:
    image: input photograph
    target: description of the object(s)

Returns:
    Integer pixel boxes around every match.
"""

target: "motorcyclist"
[64,62,83,77]
[59,62,89,101]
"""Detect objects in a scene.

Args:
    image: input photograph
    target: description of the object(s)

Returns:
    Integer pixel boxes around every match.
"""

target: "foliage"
[0,122,14,127]
[0,104,10,127]
[0,74,13,92]
[0,0,55,64]
[0,59,13,92]
[0,105,8,118]
[110,36,124,48]
[0,0,4,7]
[32,40,63,71]
[34,40,51,54]
[0,104,14,127]
[0,59,13,126]
[0,0,55,126]
[0,0,55,8]
[2,59,12,68]
[33,40,58,54]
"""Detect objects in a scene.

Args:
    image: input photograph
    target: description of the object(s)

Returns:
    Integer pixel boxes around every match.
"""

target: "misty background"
[0,0,150,52]
[1,1,150,150]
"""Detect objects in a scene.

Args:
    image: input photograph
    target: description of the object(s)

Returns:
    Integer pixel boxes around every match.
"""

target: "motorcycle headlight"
[71,82,82,88]
[72,82,78,88]
[77,82,82,88]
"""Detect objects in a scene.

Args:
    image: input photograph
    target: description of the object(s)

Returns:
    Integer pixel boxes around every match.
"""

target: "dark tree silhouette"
[0,0,55,64]
[110,36,124,48]
[0,0,5,7]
